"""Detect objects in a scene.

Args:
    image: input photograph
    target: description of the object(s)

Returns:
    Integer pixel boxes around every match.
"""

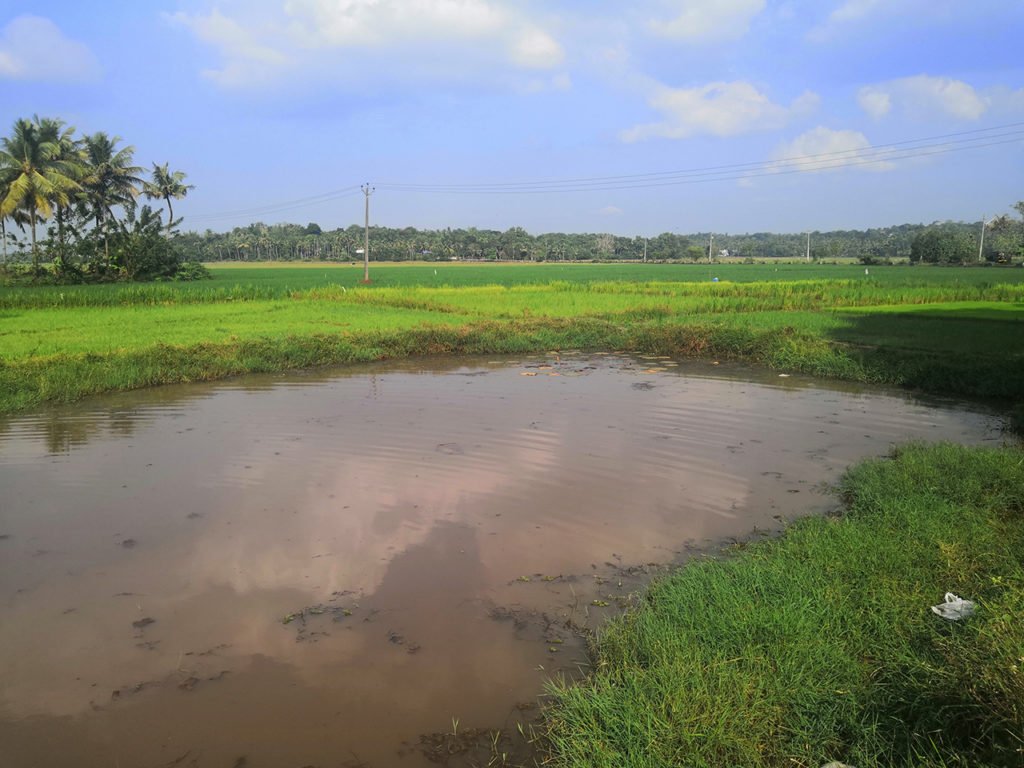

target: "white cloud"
[771,126,893,173]
[621,81,818,142]
[858,76,989,121]
[598,43,630,65]
[599,205,623,216]
[510,27,565,69]
[0,15,100,83]
[826,0,885,25]
[857,89,891,119]
[171,0,564,89]
[808,0,979,41]
[649,0,766,43]
[168,9,288,88]
[520,72,572,94]
[986,85,1024,116]
[808,0,891,39]
[283,0,508,47]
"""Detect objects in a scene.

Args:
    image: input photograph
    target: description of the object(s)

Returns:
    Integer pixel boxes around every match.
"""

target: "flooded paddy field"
[0,354,1005,768]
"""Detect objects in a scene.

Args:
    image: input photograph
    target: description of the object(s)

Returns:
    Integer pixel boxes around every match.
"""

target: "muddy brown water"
[0,354,1005,767]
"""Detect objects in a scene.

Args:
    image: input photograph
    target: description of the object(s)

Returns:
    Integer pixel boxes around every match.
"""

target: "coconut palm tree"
[143,163,194,235]
[36,117,85,267]
[0,117,82,269]
[80,132,144,265]
[0,166,13,266]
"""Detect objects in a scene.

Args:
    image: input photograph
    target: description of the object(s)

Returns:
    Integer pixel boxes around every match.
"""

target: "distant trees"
[0,115,199,282]
[180,220,1012,266]
[907,203,1024,265]
[910,229,975,264]
[984,202,1024,263]
[167,207,1024,267]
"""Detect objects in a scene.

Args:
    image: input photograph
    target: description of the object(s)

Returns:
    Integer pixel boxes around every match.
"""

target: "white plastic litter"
[931,592,976,621]
[821,762,855,768]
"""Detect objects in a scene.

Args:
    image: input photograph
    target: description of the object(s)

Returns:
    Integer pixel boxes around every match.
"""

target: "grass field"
[2,262,1024,412]
[3,262,1024,308]
[545,442,1024,767]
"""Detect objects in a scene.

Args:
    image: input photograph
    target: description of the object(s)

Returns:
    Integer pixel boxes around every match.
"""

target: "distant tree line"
[0,115,202,282]
[909,203,1024,265]
[178,207,1023,266]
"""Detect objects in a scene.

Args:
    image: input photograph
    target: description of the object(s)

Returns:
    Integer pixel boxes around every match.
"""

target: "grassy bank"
[3,312,1023,413]
[1,264,1023,413]
[544,442,1024,767]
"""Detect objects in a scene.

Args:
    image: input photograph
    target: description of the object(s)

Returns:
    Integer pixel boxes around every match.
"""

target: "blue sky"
[2,0,1023,236]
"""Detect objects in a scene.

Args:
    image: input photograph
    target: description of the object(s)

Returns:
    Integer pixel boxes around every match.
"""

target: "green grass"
[3,262,1024,308]
[202,261,1024,289]
[0,301,465,360]
[2,263,1024,412]
[544,442,1024,768]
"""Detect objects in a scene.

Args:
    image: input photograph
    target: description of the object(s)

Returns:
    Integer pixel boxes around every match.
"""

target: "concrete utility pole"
[806,231,811,262]
[708,233,714,263]
[361,183,374,283]
[978,214,989,263]
[643,238,648,263]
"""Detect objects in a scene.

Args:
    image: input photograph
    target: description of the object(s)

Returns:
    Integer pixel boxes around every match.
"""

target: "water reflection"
[0,354,1004,768]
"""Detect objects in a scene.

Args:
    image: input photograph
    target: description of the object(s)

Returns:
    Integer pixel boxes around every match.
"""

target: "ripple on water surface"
[0,354,1004,768]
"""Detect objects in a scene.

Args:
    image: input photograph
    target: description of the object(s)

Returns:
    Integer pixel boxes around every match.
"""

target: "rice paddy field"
[3,261,1023,767]
[1,261,1023,413]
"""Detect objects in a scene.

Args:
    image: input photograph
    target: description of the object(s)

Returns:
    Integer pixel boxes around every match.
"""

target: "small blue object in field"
[712,277,719,282]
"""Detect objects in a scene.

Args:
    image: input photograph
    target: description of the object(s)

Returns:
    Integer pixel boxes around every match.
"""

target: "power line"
[375,138,1021,194]
[186,185,363,224]
[377,121,1024,190]
[180,121,1024,224]
[378,128,1024,193]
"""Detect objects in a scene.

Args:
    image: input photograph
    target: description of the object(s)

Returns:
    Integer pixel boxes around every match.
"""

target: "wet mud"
[0,354,1005,767]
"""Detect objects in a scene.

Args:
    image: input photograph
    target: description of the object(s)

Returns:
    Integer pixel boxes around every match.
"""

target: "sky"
[2,0,1023,236]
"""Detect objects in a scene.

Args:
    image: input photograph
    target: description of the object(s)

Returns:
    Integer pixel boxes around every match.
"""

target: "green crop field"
[3,261,1024,309]
[2,262,1024,413]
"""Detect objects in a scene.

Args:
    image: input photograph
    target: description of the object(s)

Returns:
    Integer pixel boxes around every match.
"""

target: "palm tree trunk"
[56,206,66,272]
[30,211,38,271]
[166,197,174,235]
[1,218,7,267]
[98,212,109,267]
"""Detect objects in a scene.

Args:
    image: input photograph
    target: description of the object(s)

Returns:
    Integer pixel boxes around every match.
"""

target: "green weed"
[543,443,1024,768]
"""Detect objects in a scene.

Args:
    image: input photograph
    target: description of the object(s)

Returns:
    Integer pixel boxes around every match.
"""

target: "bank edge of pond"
[541,442,1024,768]
[2,317,1023,416]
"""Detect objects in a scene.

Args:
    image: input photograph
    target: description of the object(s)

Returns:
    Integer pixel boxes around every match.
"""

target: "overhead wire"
[181,122,1024,222]
[378,121,1024,191]
[381,136,1024,194]
[186,185,363,224]
[378,126,1024,193]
